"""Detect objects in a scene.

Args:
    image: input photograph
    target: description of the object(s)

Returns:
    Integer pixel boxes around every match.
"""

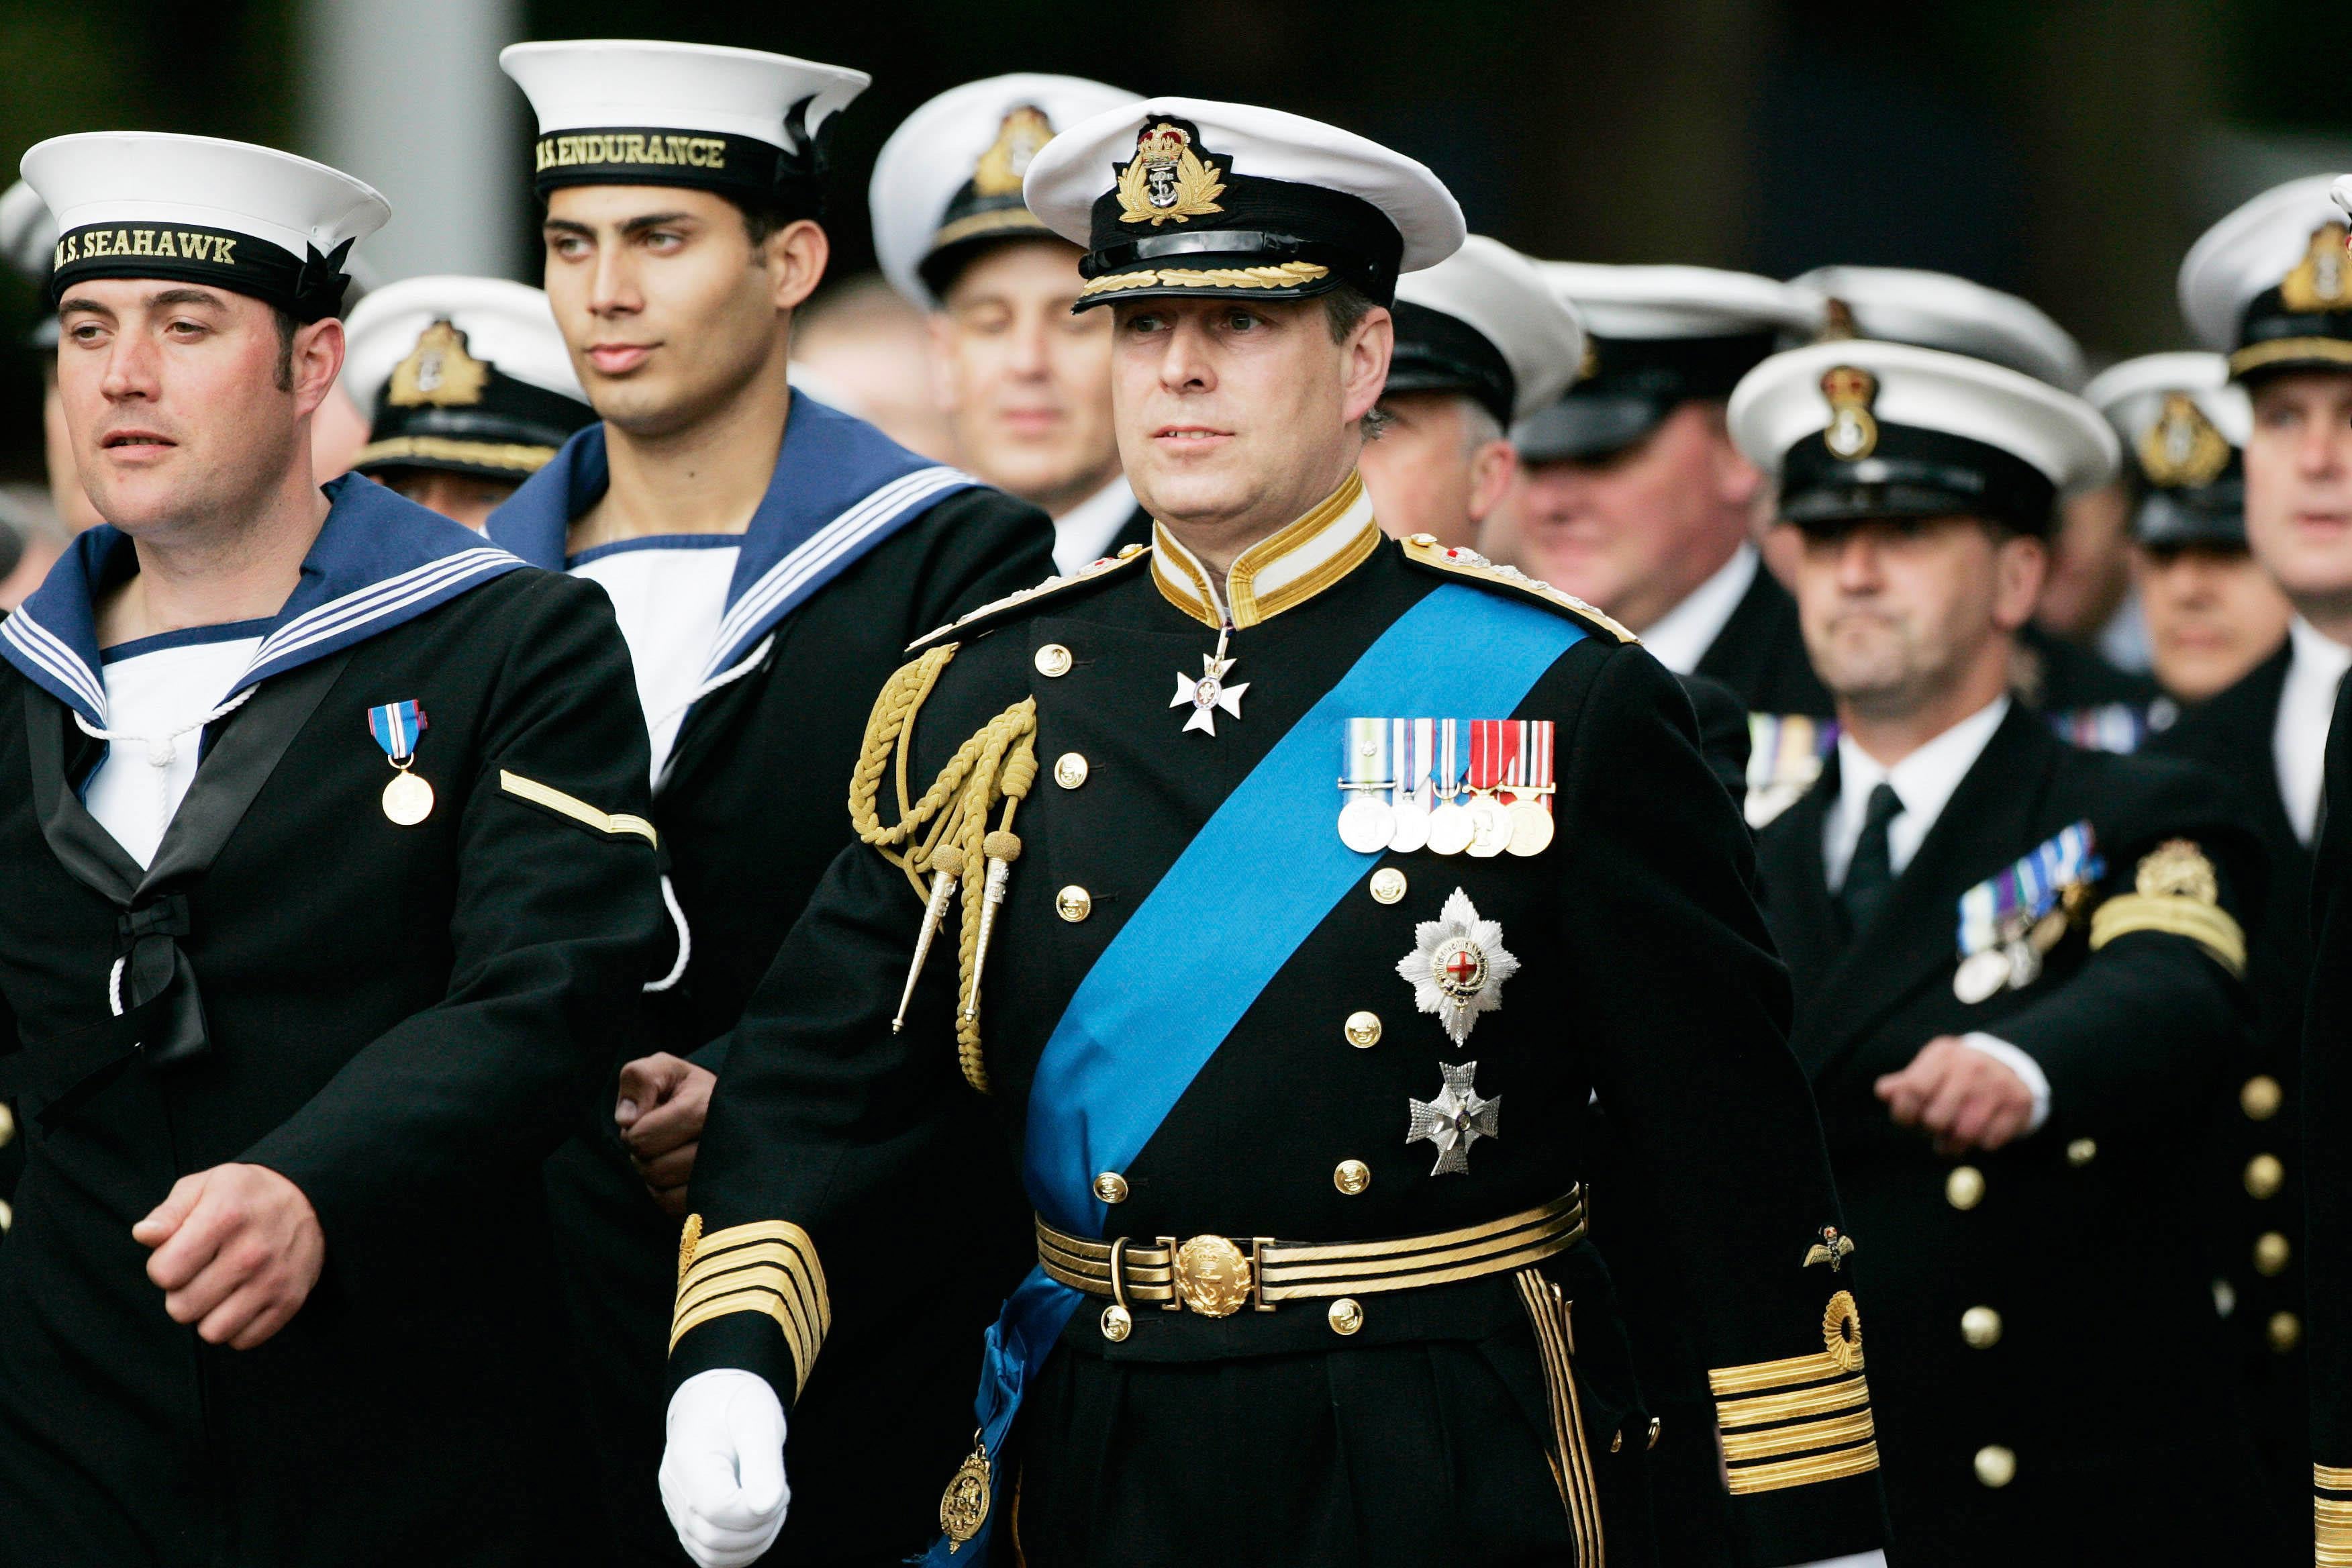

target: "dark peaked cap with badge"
[1729,338,2116,538]
[342,275,594,484]
[871,72,1136,309]
[25,131,385,322]
[499,38,869,217]
[1516,263,1823,462]
[1022,96,1465,309]
[2083,351,2249,550]
[2181,172,2352,381]
[1387,234,1586,427]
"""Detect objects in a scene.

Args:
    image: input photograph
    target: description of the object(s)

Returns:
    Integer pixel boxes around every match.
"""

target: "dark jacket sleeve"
[1560,647,1883,1563]
[2306,675,2352,1527]
[903,488,1058,638]
[1675,671,1754,825]
[242,577,666,1237]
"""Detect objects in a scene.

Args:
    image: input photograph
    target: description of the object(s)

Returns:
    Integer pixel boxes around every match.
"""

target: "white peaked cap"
[1540,262,1824,341]
[1792,264,2084,391]
[342,275,585,413]
[1392,235,1586,421]
[2083,351,2250,452]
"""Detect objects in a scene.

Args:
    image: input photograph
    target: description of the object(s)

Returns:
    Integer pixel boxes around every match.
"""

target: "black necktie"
[1838,781,1904,938]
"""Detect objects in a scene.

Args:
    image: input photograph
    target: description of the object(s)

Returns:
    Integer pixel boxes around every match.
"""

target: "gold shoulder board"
[908,545,1153,652]
[1399,536,1637,644]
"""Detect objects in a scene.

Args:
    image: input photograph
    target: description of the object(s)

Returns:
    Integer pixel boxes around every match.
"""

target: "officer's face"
[1110,294,1391,562]
[1792,516,2046,720]
[1357,391,1516,551]
[2243,371,2352,616]
[1508,401,1763,634]
[54,279,342,537]
[2132,540,2292,703]
[540,186,826,440]
[932,240,1118,514]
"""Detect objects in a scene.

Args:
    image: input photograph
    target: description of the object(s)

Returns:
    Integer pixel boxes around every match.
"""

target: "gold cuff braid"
[669,1217,831,1399]
[2088,893,2247,975]
[1710,1291,1879,1496]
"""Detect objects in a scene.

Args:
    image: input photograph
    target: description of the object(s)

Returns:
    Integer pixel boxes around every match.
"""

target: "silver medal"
[2004,938,2042,991]
[381,769,434,827]
[1953,948,2008,1005]
[1426,800,1475,856]
[1338,795,1398,854]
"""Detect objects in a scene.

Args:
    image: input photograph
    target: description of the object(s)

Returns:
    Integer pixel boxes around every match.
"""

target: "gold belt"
[1036,1187,1585,1320]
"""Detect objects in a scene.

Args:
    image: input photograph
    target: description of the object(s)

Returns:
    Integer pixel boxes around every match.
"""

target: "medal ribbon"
[1524,720,1555,813]
[366,699,427,765]
[1468,719,1505,795]
[1393,718,1434,812]
[1955,820,2102,957]
[930,587,1587,1567]
[1343,716,1390,790]
[1436,718,1463,801]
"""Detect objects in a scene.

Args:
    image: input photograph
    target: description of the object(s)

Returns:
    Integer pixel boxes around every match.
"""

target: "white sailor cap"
[20,132,387,322]
[871,73,1136,309]
[1728,338,2116,537]
[1023,97,1464,311]
[2082,351,2247,550]
[2179,173,2352,379]
[501,40,870,218]
[342,276,594,483]
[1513,263,1824,462]
[1387,235,1584,426]
[1793,264,2084,390]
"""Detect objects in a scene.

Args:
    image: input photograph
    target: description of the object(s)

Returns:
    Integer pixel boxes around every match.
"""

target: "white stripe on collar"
[2,607,108,717]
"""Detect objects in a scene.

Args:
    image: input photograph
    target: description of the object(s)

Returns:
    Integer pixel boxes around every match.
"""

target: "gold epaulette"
[2088,838,2247,976]
[908,543,1153,652]
[1398,535,1637,644]
[669,1215,831,1399]
[1707,1290,1880,1496]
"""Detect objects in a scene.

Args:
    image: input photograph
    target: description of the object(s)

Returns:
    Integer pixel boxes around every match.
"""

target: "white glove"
[660,1369,790,1568]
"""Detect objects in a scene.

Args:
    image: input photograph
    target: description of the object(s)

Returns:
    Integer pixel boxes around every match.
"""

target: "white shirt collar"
[2275,616,2352,844]
[1049,473,1136,577]
[1824,695,2012,889]
[1638,542,1757,676]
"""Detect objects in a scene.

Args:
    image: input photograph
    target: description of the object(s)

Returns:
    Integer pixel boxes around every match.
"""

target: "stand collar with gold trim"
[1148,471,1382,630]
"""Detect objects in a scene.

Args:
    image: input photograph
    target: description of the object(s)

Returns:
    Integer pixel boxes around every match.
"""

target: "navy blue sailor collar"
[488,388,978,683]
[0,473,524,728]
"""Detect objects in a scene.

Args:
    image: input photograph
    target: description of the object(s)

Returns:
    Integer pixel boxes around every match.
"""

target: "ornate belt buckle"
[1171,1233,1254,1318]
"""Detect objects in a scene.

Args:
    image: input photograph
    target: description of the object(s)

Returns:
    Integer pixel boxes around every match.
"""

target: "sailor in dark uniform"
[0,132,663,1564]
[2156,179,2352,1532]
[341,273,596,530]
[659,95,1887,1568]
[871,75,1153,573]
[1730,336,2273,1564]
[486,38,1057,1568]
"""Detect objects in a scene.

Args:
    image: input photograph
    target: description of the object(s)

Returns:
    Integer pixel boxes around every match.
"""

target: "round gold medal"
[1466,797,1510,859]
[381,770,434,826]
[1506,801,1554,857]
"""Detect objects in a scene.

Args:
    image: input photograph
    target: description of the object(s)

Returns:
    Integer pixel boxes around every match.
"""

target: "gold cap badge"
[971,105,1055,197]
[1820,364,1879,460]
[2282,222,2352,313]
[1115,121,1226,227]
[387,319,491,409]
[2138,392,2231,488]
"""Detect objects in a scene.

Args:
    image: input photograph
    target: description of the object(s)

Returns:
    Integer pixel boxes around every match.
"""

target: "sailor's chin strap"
[848,642,1038,1093]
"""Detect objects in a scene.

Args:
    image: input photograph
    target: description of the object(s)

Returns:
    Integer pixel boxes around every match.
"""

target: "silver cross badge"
[1171,651,1248,736]
[1408,1060,1502,1175]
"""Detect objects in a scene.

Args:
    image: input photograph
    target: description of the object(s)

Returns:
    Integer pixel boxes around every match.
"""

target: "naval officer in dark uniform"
[871,74,1154,575]
[487,38,1057,1568]
[0,132,663,1564]
[1730,336,2273,1564]
[659,95,1887,1568]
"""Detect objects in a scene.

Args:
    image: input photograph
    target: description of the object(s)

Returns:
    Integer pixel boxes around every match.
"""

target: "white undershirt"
[2275,616,2352,846]
[85,634,264,869]
[1636,542,1757,676]
[571,539,740,783]
[1822,695,2051,1131]
[1050,473,1136,577]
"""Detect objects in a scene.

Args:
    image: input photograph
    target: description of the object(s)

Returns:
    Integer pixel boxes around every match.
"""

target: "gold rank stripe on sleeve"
[2319,1465,2352,1566]
[1708,1290,1879,1496]
[669,1218,832,1398]
[497,771,659,846]
[2088,893,2247,976]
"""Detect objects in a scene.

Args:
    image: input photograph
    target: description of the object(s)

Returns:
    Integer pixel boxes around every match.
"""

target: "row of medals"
[1338,785,1553,859]
[1952,899,2073,1005]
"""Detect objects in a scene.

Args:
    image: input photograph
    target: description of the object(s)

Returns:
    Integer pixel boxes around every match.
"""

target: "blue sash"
[926,583,1586,1565]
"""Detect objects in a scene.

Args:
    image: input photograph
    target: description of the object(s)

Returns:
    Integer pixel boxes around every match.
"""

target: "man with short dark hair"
[489,38,1057,1567]
[0,130,663,1563]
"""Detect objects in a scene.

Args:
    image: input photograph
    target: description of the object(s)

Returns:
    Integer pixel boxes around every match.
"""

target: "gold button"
[1369,867,1407,905]
[2270,1310,2304,1353]
[1057,885,1092,922]
[1961,1306,2004,1349]
[1100,1304,1132,1342]
[0,1100,14,1147]
[2065,1138,2097,1167]
[1973,1444,2017,1489]
[2255,1231,2292,1277]
[1116,542,1144,559]
[1407,532,1438,546]
[2245,1153,2285,1199]
[1034,643,1073,677]
[0,1197,10,1232]
[1344,1010,1383,1049]
[1054,752,1089,789]
[1610,1429,1624,1454]
[1334,1159,1371,1195]
[2242,1075,2284,1121]
[1327,1297,1363,1336]
[1647,1416,1663,1450]
[1945,1165,1986,1211]
[1093,1171,1128,1205]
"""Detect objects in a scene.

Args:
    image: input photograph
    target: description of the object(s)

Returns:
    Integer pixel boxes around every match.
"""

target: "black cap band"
[50,223,352,322]
[2229,285,2352,379]
[1514,331,1781,462]
[1385,301,1516,427]
[1779,422,2059,536]
[532,101,832,217]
